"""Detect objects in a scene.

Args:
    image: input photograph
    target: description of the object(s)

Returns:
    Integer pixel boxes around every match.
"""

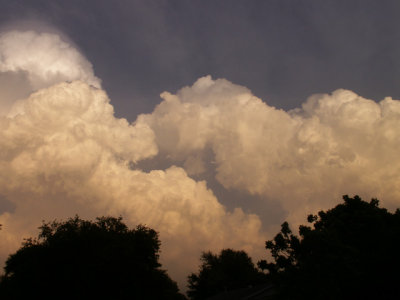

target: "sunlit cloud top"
[0,30,101,116]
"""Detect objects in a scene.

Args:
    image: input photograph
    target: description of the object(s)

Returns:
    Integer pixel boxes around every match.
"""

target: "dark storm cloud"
[1,0,399,120]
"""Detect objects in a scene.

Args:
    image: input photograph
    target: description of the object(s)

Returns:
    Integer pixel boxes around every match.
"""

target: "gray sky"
[1,0,400,120]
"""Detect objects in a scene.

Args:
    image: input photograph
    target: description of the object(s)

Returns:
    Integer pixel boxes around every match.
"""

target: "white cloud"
[0,30,101,116]
[0,80,264,289]
[140,76,400,226]
[2,28,400,291]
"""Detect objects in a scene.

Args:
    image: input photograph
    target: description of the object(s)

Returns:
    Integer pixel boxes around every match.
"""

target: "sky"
[1,0,400,290]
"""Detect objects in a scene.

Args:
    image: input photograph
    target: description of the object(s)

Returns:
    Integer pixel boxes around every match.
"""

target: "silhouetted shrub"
[259,195,400,300]
[188,248,267,299]
[0,216,186,299]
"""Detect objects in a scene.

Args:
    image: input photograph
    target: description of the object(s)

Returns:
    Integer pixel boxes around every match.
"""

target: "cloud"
[2,28,400,291]
[140,76,400,226]
[0,30,101,115]
[0,80,264,288]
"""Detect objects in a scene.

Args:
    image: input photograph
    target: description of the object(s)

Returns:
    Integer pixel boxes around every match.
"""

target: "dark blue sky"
[1,0,400,121]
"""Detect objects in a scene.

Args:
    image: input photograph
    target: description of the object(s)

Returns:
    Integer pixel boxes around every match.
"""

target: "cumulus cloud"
[2,28,400,291]
[0,80,264,288]
[0,30,101,115]
[140,76,400,226]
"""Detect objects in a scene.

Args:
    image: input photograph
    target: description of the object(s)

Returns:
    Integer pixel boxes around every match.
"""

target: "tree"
[187,248,267,300]
[258,195,400,300]
[0,216,186,299]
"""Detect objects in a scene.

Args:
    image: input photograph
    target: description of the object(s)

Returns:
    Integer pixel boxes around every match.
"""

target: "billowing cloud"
[2,28,400,291]
[0,30,101,115]
[140,76,400,226]
[0,80,264,288]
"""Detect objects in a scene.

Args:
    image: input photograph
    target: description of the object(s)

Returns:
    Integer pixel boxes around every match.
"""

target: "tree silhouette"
[258,195,400,300]
[187,248,267,300]
[0,216,186,299]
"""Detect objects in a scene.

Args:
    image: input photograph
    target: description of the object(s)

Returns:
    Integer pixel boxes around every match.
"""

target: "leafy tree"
[258,195,400,300]
[187,248,267,300]
[0,216,186,299]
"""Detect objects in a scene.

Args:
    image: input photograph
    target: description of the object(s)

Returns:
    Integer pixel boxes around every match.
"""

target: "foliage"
[258,195,400,300]
[0,216,186,299]
[187,248,267,300]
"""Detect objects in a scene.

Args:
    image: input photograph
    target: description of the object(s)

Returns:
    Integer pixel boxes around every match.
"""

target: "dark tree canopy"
[0,216,186,299]
[259,195,400,300]
[187,248,267,300]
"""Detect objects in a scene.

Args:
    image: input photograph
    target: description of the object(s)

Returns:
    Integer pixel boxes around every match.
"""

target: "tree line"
[1,195,400,299]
